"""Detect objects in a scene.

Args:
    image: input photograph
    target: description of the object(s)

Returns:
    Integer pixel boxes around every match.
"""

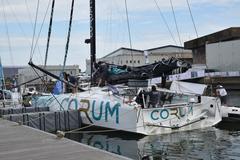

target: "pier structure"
[0,119,130,160]
[0,105,130,160]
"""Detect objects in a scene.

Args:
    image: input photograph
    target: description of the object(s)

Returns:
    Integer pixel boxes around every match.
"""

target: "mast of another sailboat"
[85,0,96,84]
[0,57,6,106]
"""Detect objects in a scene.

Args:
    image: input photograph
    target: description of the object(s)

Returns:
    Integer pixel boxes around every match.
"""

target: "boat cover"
[170,81,207,95]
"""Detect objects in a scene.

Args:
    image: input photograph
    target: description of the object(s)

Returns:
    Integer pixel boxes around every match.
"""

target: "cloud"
[0,0,235,23]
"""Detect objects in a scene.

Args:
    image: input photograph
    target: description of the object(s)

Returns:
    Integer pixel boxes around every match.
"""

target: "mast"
[43,0,55,91]
[90,0,96,64]
[0,57,6,107]
[86,0,96,84]
[44,0,55,69]
[63,0,75,71]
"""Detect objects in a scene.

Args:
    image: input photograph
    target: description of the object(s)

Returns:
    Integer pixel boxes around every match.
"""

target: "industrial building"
[17,65,80,92]
[184,27,240,71]
[3,66,24,79]
[2,66,24,89]
[85,45,192,74]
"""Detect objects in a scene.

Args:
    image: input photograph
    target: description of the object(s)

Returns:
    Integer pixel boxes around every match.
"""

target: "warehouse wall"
[206,39,240,71]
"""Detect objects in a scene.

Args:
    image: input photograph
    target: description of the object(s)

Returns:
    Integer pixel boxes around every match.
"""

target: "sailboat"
[29,0,222,135]
[0,58,21,108]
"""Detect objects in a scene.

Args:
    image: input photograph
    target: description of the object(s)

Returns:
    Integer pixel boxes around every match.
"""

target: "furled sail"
[93,57,191,85]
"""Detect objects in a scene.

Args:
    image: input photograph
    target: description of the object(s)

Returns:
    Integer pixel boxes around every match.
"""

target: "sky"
[0,0,239,71]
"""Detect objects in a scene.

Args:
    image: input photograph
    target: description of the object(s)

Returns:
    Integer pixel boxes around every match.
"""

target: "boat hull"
[34,92,222,135]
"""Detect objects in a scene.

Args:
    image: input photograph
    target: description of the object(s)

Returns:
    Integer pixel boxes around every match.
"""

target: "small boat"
[170,81,240,123]
[0,58,21,108]
[0,89,21,108]
[221,105,240,122]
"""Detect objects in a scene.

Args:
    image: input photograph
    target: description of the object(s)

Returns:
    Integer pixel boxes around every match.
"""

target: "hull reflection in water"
[66,127,240,160]
[66,130,145,160]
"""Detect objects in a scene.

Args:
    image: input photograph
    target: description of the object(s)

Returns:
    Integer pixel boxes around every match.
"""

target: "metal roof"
[147,45,184,51]
[101,45,185,58]
[102,47,143,58]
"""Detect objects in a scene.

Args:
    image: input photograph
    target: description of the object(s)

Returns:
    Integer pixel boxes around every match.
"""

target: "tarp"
[170,81,207,95]
[52,80,63,95]
[52,73,64,94]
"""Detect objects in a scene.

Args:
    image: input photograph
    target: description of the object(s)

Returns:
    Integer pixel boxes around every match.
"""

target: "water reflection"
[66,126,240,160]
[65,90,240,159]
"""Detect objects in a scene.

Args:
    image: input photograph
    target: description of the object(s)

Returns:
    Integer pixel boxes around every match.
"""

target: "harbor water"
[66,91,240,160]
[66,126,240,160]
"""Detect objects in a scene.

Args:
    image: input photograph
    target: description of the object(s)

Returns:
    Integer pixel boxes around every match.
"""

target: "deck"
[0,119,130,160]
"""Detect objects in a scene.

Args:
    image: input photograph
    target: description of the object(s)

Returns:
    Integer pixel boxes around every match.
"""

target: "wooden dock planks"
[0,119,131,160]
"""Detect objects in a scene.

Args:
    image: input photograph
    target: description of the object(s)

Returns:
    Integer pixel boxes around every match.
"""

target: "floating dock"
[1,107,82,133]
[0,119,130,160]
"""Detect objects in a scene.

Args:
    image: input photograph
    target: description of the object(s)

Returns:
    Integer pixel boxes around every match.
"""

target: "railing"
[150,70,240,83]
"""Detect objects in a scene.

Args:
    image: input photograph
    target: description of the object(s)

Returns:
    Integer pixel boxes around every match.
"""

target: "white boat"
[221,105,240,122]
[169,81,240,123]
[34,83,222,135]
[0,89,22,108]
[28,0,221,135]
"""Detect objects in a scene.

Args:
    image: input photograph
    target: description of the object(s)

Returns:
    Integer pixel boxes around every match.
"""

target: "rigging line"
[31,0,52,63]
[28,61,85,92]
[169,0,182,47]
[100,2,110,56]
[66,124,95,133]
[63,0,75,71]
[29,0,40,61]
[25,0,41,54]
[153,0,177,45]
[112,0,122,48]
[42,0,55,92]
[186,0,198,38]
[44,0,55,69]
[5,0,35,48]
[109,2,113,57]
[124,0,134,66]
[2,0,14,66]
[24,0,42,57]
[5,0,26,38]
[25,0,34,28]
[104,3,113,58]
[66,124,145,134]
[11,75,46,89]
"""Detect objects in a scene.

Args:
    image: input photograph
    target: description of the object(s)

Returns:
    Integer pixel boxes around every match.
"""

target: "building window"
[126,60,128,64]
[138,60,140,64]
[134,60,136,63]
[130,60,132,63]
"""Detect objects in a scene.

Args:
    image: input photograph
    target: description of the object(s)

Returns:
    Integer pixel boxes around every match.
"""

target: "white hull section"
[221,105,240,121]
[35,88,222,135]
[136,96,222,135]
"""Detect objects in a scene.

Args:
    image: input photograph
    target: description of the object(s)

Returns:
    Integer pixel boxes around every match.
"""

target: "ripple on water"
[66,126,240,160]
